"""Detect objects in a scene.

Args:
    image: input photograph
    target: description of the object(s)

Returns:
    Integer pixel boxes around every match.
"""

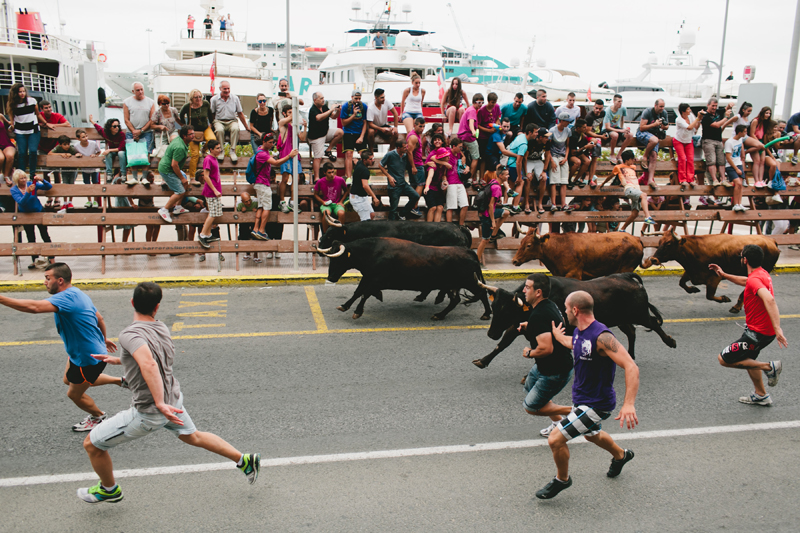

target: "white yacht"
[0,3,106,125]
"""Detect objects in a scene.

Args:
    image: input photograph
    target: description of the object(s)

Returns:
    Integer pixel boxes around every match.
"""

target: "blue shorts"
[523,366,573,412]
[636,130,656,146]
[160,170,185,194]
[725,165,743,182]
[480,208,505,239]
[280,159,296,175]
[402,111,424,121]
[412,167,426,187]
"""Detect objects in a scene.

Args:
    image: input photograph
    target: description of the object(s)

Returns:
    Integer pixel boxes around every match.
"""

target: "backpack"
[474,180,497,213]
[245,149,267,184]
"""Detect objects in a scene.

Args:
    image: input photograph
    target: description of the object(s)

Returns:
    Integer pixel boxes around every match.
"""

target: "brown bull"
[511,227,644,279]
[641,232,780,313]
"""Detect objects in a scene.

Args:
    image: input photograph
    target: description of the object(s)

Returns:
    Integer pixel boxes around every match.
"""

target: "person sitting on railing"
[0,112,17,183]
[90,115,127,188]
[151,95,183,156]
[636,99,673,184]
[210,81,248,163]
[271,78,305,118]
[248,93,275,155]
[599,150,655,232]
[37,100,72,209]
[7,82,51,190]
[49,135,80,212]
[9,169,54,269]
[123,82,156,162]
[74,129,104,209]
[367,88,399,152]
[180,89,215,181]
[724,125,750,213]
[314,162,349,233]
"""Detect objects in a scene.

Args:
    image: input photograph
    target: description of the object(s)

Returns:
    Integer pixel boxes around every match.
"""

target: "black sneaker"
[207,234,220,243]
[535,476,572,499]
[607,449,634,478]
[198,235,212,249]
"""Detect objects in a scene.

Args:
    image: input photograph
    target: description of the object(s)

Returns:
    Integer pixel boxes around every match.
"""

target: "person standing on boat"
[203,14,213,39]
[6,83,51,181]
[226,14,235,41]
[400,73,426,141]
[500,92,527,138]
[186,15,195,38]
[526,89,557,130]
[218,15,226,40]
[210,80,248,163]
[441,77,469,137]
[373,31,386,49]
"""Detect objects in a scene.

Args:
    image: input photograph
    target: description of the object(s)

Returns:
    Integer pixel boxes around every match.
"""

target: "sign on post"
[743,65,756,82]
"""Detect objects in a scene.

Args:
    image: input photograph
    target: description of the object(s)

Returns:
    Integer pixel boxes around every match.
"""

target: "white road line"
[2,420,798,488]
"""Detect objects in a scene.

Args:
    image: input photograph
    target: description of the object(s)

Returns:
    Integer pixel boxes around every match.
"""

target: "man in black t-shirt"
[308,91,343,181]
[349,151,380,221]
[203,15,213,39]
[701,98,737,185]
[519,273,574,438]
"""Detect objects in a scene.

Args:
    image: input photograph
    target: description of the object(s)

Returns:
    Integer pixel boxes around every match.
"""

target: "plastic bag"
[770,169,786,191]
[125,140,150,167]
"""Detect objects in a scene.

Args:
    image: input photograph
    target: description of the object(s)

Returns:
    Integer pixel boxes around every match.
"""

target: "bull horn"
[325,211,343,228]
[324,244,346,258]
[514,221,522,235]
[474,273,498,294]
[515,296,525,307]
[316,245,333,253]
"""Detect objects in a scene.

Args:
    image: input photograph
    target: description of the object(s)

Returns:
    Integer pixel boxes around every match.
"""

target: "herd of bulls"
[315,219,781,364]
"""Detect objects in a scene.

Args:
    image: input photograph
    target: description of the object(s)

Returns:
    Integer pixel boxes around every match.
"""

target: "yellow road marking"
[176,310,227,318]
[172,322,226,332]
[2,314,799,347]
[181,292,229,296]
[304,286,328,332]
[178,300,228,308]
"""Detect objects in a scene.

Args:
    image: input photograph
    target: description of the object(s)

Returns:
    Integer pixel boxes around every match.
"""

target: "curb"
[3,265,800,292]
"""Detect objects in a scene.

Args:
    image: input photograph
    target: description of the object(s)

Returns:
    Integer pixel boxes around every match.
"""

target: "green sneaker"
[239,453,261,485]
[77,482,123,503]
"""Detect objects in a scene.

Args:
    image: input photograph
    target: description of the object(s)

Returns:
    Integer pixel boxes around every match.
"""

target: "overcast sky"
[27,0,800,116]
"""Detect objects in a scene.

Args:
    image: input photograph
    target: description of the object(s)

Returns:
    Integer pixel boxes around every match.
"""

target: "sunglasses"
[258,99,267,103]
[111,124,120,128]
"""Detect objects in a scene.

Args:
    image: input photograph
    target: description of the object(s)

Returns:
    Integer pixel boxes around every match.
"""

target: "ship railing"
[180,29,247,42]
[0,69,57,92]
[152,63,269,80]
[0,30,85,61]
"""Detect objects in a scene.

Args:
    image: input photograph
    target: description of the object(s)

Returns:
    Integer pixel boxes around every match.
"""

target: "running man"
[537,290,640,499]
[517,274,574,437]
[78,282,260,503]
[0,263,122,431]
[709,245,787,406]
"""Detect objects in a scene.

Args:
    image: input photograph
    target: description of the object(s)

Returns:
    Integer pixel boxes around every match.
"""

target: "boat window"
[69,102,73,115]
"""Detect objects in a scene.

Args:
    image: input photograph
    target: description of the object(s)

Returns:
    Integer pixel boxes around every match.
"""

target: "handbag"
[770,168,786,192]
[125,140,150,167]
[153,132,170,158]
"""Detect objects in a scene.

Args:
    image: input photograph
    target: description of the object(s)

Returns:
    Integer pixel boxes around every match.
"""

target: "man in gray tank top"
[77,282,260,504]
[123,82,155,154]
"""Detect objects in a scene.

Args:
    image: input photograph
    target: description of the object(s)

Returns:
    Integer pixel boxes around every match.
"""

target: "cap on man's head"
[351,90,362,97]
[537,127,550,137]
[558,112,573,122]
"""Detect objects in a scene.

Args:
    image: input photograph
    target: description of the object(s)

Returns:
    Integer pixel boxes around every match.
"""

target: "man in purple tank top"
[535,290,640,499]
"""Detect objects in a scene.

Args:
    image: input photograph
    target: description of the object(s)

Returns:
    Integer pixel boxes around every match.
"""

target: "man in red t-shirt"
[38,101,73,208]
[709,245,788,406]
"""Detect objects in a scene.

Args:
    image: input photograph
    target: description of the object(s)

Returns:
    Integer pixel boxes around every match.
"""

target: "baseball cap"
[558,112,573,122]
[351,90,362,97]
[537,127,550,137]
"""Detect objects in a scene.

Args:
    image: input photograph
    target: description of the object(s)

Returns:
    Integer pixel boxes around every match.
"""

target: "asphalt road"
[1,274,799,532]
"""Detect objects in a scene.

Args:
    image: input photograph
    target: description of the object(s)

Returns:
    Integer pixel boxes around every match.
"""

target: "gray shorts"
[702,139,725,167]
[625,187,643,210]
[253,183,273,211]
[89,394,196,451]
[463,140,480,160]
[528,159,545,180]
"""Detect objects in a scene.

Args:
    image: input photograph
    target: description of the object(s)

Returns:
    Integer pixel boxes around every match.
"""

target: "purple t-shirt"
[477,104,501,140]
[458,106,478,143]
[445,149,462,185]
[201,155,221,197]
[482,180,502,217]
[278,124,299,160]
[254,149,273,186]
[408,130,424,166]
[425,148,449,191]
[314,176,347,203]
[571,320,616,412]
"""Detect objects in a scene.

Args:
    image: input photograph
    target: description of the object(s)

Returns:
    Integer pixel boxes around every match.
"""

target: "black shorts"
[508,167,519,183]
[343,133,365,153]
[425,190,446,207]
[478,137,490,159]
[66,360,107,385]
[720,328,776,364]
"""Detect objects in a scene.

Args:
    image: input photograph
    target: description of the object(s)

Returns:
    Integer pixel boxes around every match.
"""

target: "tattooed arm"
[597,331,640,429]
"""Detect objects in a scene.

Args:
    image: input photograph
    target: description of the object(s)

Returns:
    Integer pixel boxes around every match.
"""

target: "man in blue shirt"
[0,263,123,432]
[500,92,527,136]
[340,90,369,181]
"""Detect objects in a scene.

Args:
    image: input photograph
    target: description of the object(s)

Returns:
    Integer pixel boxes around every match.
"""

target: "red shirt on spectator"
[40,111,69,152]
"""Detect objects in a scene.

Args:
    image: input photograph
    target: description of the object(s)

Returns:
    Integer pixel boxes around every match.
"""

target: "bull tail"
[646,302,665,329]
[459,225,474,248]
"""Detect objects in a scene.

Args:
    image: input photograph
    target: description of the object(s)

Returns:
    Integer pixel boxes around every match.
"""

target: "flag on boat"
[587,85,591,101]
[210,52,217,95]
[437,68,445,100]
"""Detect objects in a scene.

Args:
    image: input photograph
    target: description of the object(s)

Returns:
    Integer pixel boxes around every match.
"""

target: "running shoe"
[754,181,767,188]
[589,179,598,189]
[124,176,139,186]
[84,200,93,208]
[141,179,152,188]
[207,234,221,243]
[239,453,261,484]
[535,476,572,499]
[158,207,172,223]
[409,209,423,218]
[254,257,263,263]
[77,482,123,504]
[738,392,772,406]
[198,235,212,249]
[721,180,734,188]
[72,413,108,432]
[698,196,709,206]
[792,156,798,165]
[57,207,67,214]
[508,190,519,197]
[550,205,558,212]
[172,205,189,216]
[64,202,74,210]
[540,420,559,437]
[230,152,238,163]
[279,201,290,213]
[607,449,635,478]
[644,217,655,225]
[243,254,252,261]
[509,205,523,214]
[563,204,575,212]
[257,231,270,240]
[765,361,782,387]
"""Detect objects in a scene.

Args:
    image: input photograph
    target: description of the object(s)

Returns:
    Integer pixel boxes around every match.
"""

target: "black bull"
[322,238,492,321]
[318,219,473,250]
[473,273,677,368]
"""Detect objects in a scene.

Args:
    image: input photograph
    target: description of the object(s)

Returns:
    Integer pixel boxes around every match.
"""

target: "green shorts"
[320,203,345,216]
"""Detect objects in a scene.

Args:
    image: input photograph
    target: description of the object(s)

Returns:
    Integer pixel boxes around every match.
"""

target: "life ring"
[98,53,107,63]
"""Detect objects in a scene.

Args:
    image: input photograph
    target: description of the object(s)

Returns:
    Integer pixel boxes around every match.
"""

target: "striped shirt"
[13,97,39,135]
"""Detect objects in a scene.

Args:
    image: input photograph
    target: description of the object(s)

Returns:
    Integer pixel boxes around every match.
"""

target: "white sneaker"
[540,420,560,437]
[765,361,782,387]
[158,207,172,223]
[280,201,290,213]
[57,207,67,214]
[738,392,772,406]
[124,176,139,186]
[172,205,189,215]
[732,204,744,212]
[72,413,108,432]
[230,153,238,163]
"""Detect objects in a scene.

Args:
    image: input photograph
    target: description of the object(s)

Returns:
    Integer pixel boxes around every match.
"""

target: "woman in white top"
[6,83,49,179]
[736,102,765,186]
[400,73,425,138]
[673,103,702,189]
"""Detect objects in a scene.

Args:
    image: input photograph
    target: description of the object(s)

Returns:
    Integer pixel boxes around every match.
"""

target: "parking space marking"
[304,286,329,332]
[3,420,798,488]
